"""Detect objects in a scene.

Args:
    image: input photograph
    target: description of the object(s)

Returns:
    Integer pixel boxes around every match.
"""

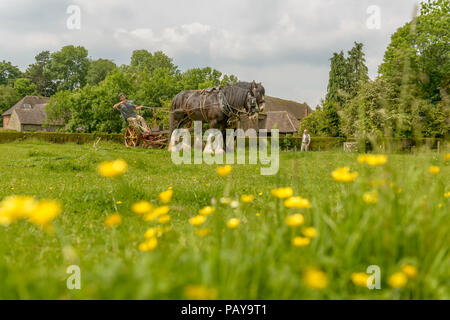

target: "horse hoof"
[215,149,225,155]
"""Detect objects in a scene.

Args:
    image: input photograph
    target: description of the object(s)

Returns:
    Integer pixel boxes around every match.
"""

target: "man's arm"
[307,135,311,146]
[112,102,122,109]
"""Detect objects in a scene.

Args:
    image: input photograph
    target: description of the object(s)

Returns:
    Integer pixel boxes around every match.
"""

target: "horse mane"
[232,81,265,95]
[223,86,249,108]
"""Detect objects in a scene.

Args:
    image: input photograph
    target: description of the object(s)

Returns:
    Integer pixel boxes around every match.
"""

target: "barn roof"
[2,96,50,116]
[263,111,300,134]
[265,96,311,120]
[11,104,63,126]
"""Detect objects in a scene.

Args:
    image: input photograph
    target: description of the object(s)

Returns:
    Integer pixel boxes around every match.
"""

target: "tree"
[86,59,117,86]
[130,50,178,75]
[0,85,20,116]
[0,61,22,86]
[325,51,348,106]
[13,78,37,97]
[47,45,90,91]
[25,51,56,96]
[346,42,369,99]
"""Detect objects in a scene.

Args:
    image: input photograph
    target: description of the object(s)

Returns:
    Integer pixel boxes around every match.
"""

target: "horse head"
[248,80,266,119]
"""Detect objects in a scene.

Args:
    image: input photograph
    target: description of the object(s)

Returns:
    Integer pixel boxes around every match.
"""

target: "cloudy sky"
[0,0,419,107]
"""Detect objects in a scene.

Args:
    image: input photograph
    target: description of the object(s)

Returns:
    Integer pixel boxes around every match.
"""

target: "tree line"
[0,47,238,132]
[301,0,449,140]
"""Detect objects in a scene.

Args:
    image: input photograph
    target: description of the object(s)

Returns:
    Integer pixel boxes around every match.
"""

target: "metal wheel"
[124,126,142,148]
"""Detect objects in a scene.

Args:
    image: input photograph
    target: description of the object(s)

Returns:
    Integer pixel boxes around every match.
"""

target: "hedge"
[0,131,123,145]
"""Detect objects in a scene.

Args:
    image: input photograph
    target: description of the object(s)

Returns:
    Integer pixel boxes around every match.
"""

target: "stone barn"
[2,96,63,132]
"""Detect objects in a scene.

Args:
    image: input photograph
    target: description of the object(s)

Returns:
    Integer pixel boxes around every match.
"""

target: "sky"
[0,0,419,108]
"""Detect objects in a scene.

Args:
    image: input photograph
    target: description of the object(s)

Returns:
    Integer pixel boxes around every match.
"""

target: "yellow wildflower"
[388,272,408,288]
[241,195,255,203]
[303,268,329,290]
[158,189,173,204]
[184,285,218,300]
[351,272,370,287]
[444,192,450,198]
[199,206,215,215]
[132,201,152,215]
[332,167,358,182]
[401,264,418,278]
[194,228,212,237]
[144,206,170,222]
[285,214,305,227]
[104,213,122,227]
[363,190,378,204]
[139,237,158,251]
[116,201,122,205]
[97,159,128,177]
[0,195,38,224]
[358,154,387,166]
[227,218,240,229]
[158,215,171,224]
[429,166,440,174]
[292,236,310,247]
[220,197,231,205]
[189,215,207,226]
[258,192,263,196]
[144,227,164,238]
[444,153,450,160]
[271,187,294,199]
[256,213,261,217]
[302,227,318,238]
[216,165,232,177]
[28,200,61,227]
[284,196,311,209]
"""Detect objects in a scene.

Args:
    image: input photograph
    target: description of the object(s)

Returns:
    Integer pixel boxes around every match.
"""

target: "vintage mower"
[123,107,169,149]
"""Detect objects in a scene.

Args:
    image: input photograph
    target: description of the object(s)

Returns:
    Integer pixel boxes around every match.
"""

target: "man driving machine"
[113,93,150,134]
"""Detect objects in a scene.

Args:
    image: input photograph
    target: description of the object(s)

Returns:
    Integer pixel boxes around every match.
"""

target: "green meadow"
[0,141,448,299]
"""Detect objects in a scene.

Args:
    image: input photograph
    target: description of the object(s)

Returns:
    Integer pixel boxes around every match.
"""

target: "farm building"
[1,96,63,132]
[239,96,312,134]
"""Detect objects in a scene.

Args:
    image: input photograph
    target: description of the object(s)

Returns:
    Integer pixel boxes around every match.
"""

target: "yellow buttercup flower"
[363,190,378,204]
[194,228,212,237]
[144,206,170,222]
[429,166,440,175]
[199,206,215,215]
[401,264,418,278]
[351,272,370,287]
[116,201,122,205]
[284,196,312,209]
[158,215,171,224]
[241,195,255,203]
[97,159,128,177]
[388,272,408,288]
[104,213,122,227]
[132,201,152,215]
[189,215,207,226]
[271,187,294,199]
[444,192,450,198]
[216,165,232,177]
[444,153,450,160]
[292,236,310,247]
[158,189,173,204]
[256,213,261,217]
[332,167,358,182]
[139,237,158,251]
[285,214,305,227]
[28,200,61,227]
[0,195,38,224]
[358,154,387,166]
[227,218,240,229]
[303,268,329,290]
[302,227,318,238]
[184,285,218,300]
[144,227,164,238]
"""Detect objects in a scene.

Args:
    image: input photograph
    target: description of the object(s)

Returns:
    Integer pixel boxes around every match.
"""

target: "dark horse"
[168,81,265,152]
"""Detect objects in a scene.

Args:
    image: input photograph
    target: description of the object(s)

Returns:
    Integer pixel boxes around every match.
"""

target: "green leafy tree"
[13,78,38,97]
[346,42,369,99]
[0,61,22,86]
[25,51,56,96]
[130,50,178,75]
[86,59,117,86]
[0,85,20,117]
[47,45,90,91]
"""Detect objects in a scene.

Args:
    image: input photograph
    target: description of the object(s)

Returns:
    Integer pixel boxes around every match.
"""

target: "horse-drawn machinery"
[123,107,169,149]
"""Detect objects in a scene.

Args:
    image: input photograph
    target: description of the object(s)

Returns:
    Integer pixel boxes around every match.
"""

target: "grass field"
[0,141,448,299]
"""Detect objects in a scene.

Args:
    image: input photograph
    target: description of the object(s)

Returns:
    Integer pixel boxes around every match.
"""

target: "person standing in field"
[301,129,311,152]
[113,93,150,134]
